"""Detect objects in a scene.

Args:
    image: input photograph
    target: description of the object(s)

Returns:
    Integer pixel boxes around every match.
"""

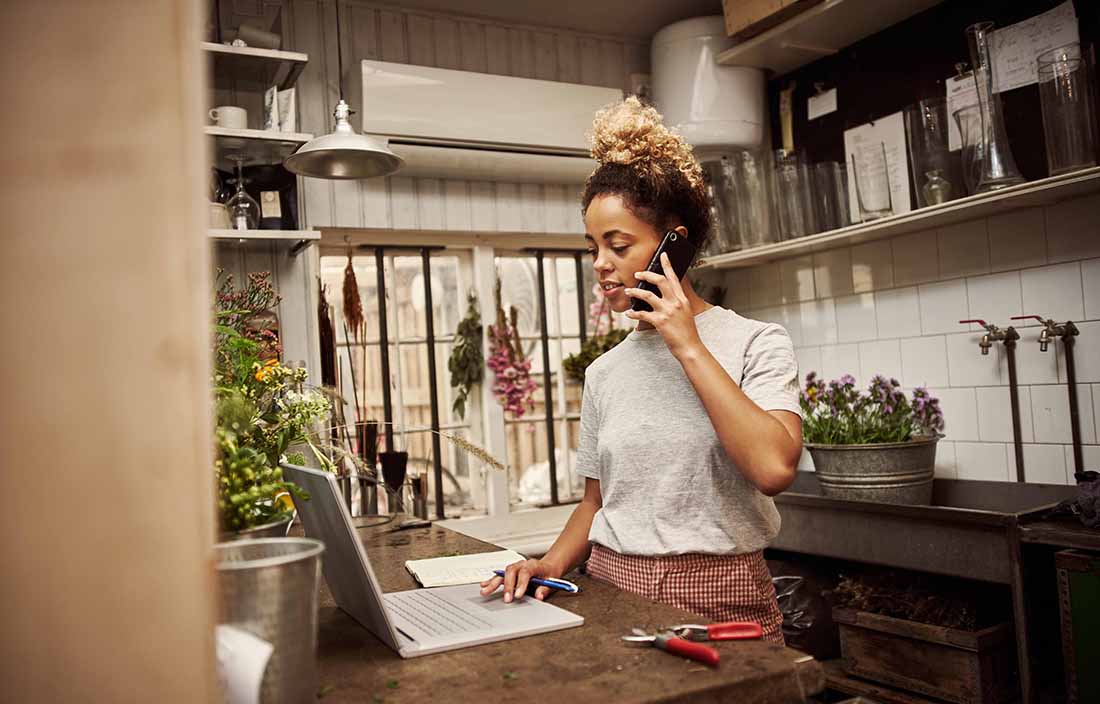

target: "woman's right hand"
[479,558,560,603]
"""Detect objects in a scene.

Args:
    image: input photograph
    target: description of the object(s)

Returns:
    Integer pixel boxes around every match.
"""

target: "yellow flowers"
[254,358,280,381]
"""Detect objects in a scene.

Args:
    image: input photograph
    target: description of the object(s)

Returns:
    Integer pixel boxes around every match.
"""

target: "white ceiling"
[386,0,725,40]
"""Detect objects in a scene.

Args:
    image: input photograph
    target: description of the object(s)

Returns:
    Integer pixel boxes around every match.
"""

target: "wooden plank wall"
[278,0,648,233]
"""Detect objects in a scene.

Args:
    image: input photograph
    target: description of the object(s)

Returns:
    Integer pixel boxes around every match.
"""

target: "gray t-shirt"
[576,305,801,556]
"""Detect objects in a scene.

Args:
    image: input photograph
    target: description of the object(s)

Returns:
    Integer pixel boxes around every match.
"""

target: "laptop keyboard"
[385,590,494,638]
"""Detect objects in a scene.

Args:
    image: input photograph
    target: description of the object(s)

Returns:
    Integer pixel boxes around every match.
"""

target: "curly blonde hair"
[588,96,704,192]
[583,96,710,249]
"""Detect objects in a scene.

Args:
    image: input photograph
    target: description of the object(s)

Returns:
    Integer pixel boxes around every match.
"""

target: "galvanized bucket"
[215,538,325,704]
[805,437,939,505]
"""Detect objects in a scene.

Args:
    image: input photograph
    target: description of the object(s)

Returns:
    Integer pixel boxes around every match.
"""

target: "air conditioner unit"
[360,60,622,184]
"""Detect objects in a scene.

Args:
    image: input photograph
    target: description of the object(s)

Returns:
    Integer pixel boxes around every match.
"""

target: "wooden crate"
[832,607,1018,704]
[720,0,823,41]
[1056,549,1100,704]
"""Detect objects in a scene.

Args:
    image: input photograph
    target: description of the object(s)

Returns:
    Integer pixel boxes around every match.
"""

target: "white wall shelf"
[698,166,1100,270]
[205,126,312,168]
[717,0,943,76]
[202,42,308,91]
[209,229,320,256]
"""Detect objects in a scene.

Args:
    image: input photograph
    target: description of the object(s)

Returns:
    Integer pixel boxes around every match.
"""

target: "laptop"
[281,463,584,658]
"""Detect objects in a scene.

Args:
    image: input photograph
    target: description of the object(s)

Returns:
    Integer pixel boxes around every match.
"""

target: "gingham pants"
[587,543,785,645]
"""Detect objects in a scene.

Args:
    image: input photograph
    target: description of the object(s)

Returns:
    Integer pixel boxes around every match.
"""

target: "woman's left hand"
[624,252,704,360]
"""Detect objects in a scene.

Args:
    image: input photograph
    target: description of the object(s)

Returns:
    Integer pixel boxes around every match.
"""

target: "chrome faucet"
[1010,315,1079,351]
[959,319,1019,355]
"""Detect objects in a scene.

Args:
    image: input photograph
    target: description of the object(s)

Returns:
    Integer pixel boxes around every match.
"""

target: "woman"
[480,97,802,644]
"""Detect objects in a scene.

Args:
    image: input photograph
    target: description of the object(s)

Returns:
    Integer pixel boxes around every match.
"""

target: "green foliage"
[447,293,483,419]
[562,328,630,385]
[213,272,329,532]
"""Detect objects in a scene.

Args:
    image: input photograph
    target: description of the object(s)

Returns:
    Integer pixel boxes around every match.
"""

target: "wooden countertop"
[308,516,824,703]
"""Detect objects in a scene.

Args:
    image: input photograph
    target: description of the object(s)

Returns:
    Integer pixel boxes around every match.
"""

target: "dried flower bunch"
[447,292,484,420]
[563,284,628,385]
[801,373,945,445]
[486,279,538,418]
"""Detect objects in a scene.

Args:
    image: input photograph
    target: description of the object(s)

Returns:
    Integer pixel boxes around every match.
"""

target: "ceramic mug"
[209,106,247,129]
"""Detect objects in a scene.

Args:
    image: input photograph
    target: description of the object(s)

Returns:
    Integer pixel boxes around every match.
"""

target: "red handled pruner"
[621,628,720,667]
[666,621,764,641]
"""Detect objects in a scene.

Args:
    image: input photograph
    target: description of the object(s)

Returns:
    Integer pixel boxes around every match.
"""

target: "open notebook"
[405,550,526,588]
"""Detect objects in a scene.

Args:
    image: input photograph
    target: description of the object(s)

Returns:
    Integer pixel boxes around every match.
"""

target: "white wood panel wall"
[282,0,648,233]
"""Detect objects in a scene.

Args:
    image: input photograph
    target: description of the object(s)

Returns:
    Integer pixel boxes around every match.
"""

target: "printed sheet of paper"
[946,73,979,151]
[808,88,838,121]
[842,112,911,220]
[993,1,1079,93]
[405,549,526,587]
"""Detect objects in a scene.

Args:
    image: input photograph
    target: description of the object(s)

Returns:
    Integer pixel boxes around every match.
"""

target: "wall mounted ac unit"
[360,60,622,184]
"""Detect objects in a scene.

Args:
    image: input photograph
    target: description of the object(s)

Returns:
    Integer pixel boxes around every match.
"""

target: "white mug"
[209,106,247,129]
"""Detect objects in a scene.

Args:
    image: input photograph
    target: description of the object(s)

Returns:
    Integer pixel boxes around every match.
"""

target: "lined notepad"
[404,549,526,588]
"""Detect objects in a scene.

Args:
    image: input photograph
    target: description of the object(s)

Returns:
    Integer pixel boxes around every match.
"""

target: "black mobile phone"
[630,230,698,313]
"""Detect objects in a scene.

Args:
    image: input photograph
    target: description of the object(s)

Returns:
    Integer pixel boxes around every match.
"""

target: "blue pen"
[492,570,581,594]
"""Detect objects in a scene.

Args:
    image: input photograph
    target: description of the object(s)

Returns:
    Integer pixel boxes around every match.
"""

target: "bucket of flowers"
[800,373,945,505]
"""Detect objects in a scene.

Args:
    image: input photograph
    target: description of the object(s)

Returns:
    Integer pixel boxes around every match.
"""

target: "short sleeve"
[741,324,802,417]
[575,375,601,479]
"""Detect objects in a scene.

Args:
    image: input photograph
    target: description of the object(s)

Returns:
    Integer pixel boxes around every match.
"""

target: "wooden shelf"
[698,166,1100,270]
[717,0,943,76]
[205,126,312,168]
[202,42,308,91]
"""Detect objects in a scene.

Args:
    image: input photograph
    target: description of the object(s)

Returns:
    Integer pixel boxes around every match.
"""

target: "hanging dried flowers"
[563,283,628,385]
[342,247,363,343]
[486,278,538,418]
[447,292,483,420]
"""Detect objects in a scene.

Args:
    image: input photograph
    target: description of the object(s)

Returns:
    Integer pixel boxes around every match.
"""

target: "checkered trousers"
[586,543,785,645]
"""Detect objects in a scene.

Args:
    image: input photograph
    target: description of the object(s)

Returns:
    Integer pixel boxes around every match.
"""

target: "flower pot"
[220,515,293,542]
[832,606,1018,704]
[804,436,939,505]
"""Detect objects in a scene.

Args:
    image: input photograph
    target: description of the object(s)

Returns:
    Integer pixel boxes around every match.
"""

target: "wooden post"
[0,1,217,701]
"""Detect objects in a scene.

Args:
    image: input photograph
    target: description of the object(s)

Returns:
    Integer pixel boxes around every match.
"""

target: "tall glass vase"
[966,22,1025,192]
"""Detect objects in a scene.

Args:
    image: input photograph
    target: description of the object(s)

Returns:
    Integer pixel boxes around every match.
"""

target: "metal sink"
[771,472,1077,584]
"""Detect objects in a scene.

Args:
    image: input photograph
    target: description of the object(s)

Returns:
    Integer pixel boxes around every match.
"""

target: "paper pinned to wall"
[992,1,1079,94]
[843,112,911,221]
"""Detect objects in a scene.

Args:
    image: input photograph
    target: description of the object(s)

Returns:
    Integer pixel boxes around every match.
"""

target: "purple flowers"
[800,372,945,445]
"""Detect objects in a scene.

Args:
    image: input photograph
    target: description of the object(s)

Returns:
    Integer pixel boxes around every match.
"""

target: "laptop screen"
[280,463,402,651]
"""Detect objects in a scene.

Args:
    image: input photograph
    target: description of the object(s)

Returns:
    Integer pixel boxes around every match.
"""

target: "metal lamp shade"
[285,99,404,179]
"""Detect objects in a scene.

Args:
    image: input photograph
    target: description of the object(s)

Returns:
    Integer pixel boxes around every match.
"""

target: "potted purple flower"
[800,373,945,505]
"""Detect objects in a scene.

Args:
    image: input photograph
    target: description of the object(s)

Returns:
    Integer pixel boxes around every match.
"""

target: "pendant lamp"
[284,2,403,179]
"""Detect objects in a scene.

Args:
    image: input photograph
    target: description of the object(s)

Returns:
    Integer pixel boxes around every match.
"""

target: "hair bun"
[588,96,703,192]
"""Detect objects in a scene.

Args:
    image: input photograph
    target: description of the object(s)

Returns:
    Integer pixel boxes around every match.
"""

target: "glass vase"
[1037,43,1097,176]
[966,22,1025,192]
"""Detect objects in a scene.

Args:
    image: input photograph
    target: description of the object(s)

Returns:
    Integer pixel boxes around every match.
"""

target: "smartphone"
[630,230,699,313]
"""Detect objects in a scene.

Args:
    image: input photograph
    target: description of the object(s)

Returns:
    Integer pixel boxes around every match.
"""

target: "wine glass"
[225,154,259,230]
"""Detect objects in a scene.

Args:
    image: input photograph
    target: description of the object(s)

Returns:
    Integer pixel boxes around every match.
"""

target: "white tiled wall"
[717,196,1100,485]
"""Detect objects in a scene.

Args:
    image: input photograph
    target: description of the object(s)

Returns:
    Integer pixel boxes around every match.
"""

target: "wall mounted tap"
[960,318,1025,481]
[1010,315,1079,351]
[959,319,1020,355]
[1013,315,1086,477]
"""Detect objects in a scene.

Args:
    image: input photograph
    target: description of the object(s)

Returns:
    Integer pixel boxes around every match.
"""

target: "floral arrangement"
[563,283,628,385]
[486,280,538,418]
[214,271,332,532]
[800,373,944,445]
[447,292,483,420]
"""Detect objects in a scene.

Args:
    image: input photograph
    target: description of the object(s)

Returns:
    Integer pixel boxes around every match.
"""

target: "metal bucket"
[215,538,325,704]
[805,437,939,505]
